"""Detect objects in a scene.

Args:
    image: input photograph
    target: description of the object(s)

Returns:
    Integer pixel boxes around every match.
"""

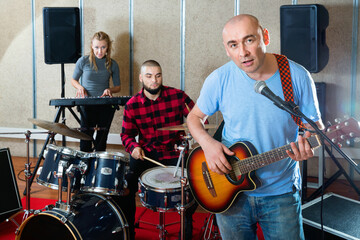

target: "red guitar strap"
[274,54,306,131]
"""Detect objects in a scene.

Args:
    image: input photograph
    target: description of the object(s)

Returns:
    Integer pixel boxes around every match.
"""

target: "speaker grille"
[43,7,81,64]
[280,4,329,73]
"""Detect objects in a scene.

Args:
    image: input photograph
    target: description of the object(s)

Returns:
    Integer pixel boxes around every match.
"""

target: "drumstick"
[185,103,191,112]
[143,156,167,168]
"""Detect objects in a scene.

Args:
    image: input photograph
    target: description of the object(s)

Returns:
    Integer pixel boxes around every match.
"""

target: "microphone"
[254,81,296,115]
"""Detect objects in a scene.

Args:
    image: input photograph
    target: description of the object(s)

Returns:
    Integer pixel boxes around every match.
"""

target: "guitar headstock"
[325,117,360,147]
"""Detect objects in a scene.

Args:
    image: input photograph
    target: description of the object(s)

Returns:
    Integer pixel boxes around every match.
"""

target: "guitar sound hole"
[226,155,244,185]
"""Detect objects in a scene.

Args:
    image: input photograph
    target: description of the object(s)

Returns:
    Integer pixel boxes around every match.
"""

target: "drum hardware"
[27,118,93,141]
[201,213,221,240]
[138,163,194,240]
[175,135,190,240]
[65,164,78,204]
[80,151,129,196]
[135,208,179,240]
[37,147,82,195]
[24,118,93,197]
[15,193,130,239]
[4,130,49,230]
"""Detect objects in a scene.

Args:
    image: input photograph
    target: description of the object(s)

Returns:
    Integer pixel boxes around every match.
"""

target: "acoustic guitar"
[186,118,360,213]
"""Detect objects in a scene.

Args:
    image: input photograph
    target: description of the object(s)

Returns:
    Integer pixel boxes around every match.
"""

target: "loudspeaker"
[280,4,329,73]
[43,7,81,64]
[0,148,22,222]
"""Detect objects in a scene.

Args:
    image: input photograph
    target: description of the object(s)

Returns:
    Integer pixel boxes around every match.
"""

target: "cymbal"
[28,118,92,140]
[158,123,217,131]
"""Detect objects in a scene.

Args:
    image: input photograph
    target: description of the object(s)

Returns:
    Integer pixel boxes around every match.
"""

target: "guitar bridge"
[202,162,217,197]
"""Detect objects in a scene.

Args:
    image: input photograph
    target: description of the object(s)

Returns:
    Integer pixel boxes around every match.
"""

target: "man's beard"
[143,83,162,95]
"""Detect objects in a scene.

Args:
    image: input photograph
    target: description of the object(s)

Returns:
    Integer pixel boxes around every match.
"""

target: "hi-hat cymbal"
[28,118,92,140]
[158,123,217,131]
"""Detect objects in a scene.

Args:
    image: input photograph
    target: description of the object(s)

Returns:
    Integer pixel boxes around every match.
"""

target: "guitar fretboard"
[234,135,321,174]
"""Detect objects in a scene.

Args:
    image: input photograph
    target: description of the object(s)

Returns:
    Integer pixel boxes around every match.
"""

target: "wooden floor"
[11,156,360,211]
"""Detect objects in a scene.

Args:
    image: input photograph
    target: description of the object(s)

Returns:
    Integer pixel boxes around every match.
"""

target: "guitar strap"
[274,53,306,131]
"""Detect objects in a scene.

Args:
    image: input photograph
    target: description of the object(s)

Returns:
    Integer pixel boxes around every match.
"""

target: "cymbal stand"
[7,131,36,228]
[174,134,191,240]
[201,213,221,240]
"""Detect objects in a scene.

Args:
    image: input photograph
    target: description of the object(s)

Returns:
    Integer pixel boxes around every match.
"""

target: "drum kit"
[5,118,217,240]
[6,119,130,239]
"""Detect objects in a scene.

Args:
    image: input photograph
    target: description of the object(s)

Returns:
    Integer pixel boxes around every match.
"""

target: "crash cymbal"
[28,118,92,140]
[158,123,217,131]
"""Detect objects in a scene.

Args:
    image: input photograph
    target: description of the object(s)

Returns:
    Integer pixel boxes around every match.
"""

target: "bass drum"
[15,193,129,240]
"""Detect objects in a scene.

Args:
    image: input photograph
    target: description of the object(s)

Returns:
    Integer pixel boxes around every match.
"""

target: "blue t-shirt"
[72,55,120,97]
[197,59,321,197]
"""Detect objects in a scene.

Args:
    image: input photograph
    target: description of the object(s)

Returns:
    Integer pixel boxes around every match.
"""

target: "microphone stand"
[284,102,360,199]
[288,102,360,173]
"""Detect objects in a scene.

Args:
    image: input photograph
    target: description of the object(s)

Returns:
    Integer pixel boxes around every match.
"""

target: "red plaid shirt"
[120,86,195,161]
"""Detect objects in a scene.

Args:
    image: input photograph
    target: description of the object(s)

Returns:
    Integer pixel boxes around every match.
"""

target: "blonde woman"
[71,31,120,152]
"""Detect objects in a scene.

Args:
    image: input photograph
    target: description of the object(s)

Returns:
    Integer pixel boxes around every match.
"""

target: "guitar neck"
[235,134,322,174]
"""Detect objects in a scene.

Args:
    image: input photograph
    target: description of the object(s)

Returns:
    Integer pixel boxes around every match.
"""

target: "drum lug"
[47,171,52,181]
[164,195,168,208]
[37,166,43,175]
[43,149,48,159]
[80,175,85,185]
[112,226,125,234]
[139,191,147,202]
[78,161,88,175]
[60,216,68,223]
[91,175,96,186]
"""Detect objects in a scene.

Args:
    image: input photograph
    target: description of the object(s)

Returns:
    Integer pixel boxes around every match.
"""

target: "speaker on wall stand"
[280,4,329,73]
[43,7,81,98]
[43,7,81,65]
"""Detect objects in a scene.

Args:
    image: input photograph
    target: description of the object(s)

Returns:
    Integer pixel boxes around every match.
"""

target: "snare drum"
[15,193,129,240]
[138,166,194,212]
[81,152,129,195]
[37,144,87,192]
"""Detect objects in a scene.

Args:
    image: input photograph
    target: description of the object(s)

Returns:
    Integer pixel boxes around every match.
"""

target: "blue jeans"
[216,190,304,240]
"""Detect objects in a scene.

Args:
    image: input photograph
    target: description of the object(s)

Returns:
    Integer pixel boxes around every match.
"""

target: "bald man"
[187,14,324,239]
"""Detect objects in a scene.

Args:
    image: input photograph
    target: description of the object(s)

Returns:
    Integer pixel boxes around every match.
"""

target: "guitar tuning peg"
[334,118,341,123]
[343,114,349,120]
[331,138,337,143]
